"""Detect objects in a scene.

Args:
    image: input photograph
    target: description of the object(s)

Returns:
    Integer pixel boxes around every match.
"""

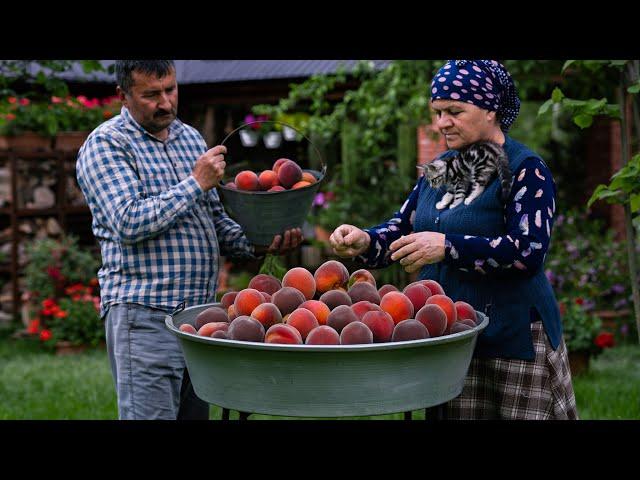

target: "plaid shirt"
[77,107,254,317]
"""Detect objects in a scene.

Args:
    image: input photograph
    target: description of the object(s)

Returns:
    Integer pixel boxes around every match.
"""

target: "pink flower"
[8,97,17,104]
[6,113,15,121]
[51,96,63,104]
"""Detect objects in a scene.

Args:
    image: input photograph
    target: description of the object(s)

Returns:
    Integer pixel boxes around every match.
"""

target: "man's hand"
[329,224,370,258]
[192,145,227,191]
[389,232,446,273]
[254,228,304,256]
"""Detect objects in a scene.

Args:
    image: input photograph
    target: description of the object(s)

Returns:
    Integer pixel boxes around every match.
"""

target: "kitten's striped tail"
[496,150,513,202]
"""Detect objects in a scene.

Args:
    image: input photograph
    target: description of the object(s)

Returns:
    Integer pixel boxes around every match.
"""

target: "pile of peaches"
[178,260,482,345]
[223,158,317,192]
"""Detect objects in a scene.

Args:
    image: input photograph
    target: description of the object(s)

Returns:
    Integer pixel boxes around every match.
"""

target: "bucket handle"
[220,120,327,178]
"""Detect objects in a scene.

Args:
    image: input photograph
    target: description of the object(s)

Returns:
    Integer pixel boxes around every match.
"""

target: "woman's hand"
[329,224,371,258]
[389,232,446,273]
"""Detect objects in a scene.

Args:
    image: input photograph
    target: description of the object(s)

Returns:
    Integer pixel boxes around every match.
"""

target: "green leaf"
[538,99,553,115]
[561,61,576,73]
[552,87,565,103]
[628,82,640,94]
[588,184,620,208]
[630,193,640,213]
[609,60,629,68]
[574,114,593,129]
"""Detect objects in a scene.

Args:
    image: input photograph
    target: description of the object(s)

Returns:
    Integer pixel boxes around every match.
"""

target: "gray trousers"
[105,303,209,420]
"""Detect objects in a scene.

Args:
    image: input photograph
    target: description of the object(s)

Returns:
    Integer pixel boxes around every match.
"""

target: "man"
[76,60,302,420]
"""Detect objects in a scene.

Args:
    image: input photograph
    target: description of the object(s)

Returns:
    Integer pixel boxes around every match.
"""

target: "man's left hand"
[389,232,446,273]
[255,228,304,256]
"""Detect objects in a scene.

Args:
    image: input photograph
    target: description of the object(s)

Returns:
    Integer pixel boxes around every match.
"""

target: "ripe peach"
[271,286,306,316]
[425,294,457,331]
[261,292,272,303]
[211,330,228,339]
[415,304,448,337]
[292,181,312,189]
[286,308,320,341]
[227,304,238,321]
[250,302,283,329]
[419,279,445,296]
[265,323,303,344]
[268,185,286,192]
[197,321,230,337]
[319,289,352,310]
[392,319,430,342]
[450,322,474,334]
[340,321,374,345]
[377,284,399,299]
[233,288,265,316]
[234,170,260,191]
[272,158,290,174]
[306,325,341,345]
[351,300,382,320]
[277,160,303,189]
[221,291,238,310]
[299,300,330,326]
[225,181,237,190]
[327,304,359,334]
[258,169,278,191]
[362,311,395,343]
[248,274,281,295]
[282,267,316,300]
[402,284,432,313]
[348,269,377,289]
[301,172,317,184]
[194,306,229,330]
[454,301,478,325]
[227,316,265,342]
[347,282,381,305]
[179,323,197,334]
[459,319,477,328]
[314,260,349,293]
[380,292,414,325]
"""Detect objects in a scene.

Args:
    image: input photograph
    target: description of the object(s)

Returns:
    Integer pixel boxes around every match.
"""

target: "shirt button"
[435,217,440,224]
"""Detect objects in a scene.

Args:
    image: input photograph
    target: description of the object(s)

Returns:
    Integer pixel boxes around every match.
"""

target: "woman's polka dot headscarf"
[430,60,521,132]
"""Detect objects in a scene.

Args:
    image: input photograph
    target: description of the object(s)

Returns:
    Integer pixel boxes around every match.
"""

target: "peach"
[258,170,278,191]
[248,274,281,295]
[419,279,445,296]
[282,267,316,300]
[319,289,352,310]
[361,311,395,343]
[286,308,320,341]
[227,316,265,342]
[425,294,457,330]
[415,304,448,337]
[197,321,230,337]
[271,286,306,316]
[459,319,477,328]
[179,323,197,334]
[277,160,303,189]
[340,321,374,345]
[347,281,381,305]
[261,292,272,303]
[299,300,330,326]
[348,269,377,289]
[268,185,286,192]
[195,306,229,330]
[392,319,430,342]
[351,300,382,320]
[250,302,283,329]
[455,301,478,325]
[234,170,260,191]
[327,304,359,334]
[221,291,238,310]
[306,325,340,345]
[292,181,312,189]
[380,292,414,325]
[314,260,349,293]
[450,322,474,334]
[377,284,399,299]
[402,284,432,313]
[301,172,317,184]
[233,288,265,316]
[225,181,237,190]
[227,304,238,321]
[265,323,303,344]
[272,158,290,174]
[211,330,228,339]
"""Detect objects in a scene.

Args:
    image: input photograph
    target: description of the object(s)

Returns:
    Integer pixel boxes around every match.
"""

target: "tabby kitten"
[420,141,512,210]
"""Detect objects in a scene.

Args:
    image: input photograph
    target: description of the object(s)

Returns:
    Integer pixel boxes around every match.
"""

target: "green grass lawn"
[1,331,638,420]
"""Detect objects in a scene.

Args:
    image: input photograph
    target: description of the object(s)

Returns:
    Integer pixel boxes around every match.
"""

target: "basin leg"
[221,407,230,420]
[238,411,251,421]
[424,404,443,420]
[404,411,412,420]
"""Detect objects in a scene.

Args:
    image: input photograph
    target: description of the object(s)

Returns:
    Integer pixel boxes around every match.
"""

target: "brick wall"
[417,124,448,171]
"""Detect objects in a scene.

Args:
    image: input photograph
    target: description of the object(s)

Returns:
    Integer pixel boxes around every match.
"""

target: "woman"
[329,60,578,420]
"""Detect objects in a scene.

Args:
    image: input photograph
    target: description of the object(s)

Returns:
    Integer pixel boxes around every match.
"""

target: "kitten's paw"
[435,202,447,210]
[449,201,463,209]
[464,197,474,205]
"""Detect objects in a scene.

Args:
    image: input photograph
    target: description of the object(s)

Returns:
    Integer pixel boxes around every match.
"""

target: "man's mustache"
[154,109,175,118]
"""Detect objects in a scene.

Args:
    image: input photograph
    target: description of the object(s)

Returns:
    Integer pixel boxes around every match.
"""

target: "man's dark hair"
[115,60,175,93]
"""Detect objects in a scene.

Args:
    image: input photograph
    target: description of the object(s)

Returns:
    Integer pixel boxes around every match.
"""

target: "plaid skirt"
[441,321,579,420]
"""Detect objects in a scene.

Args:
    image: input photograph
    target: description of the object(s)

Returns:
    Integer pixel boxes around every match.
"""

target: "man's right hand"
[192,145,227,191]
[329,224,371,258]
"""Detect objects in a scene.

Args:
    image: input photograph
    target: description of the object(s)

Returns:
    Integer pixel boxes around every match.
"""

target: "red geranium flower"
[575,297,584,306]
[27,319,40,334]
[594,332,615,349]
[39,329,52,342]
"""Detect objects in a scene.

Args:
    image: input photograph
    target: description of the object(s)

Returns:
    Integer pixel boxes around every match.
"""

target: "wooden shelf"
[15,208,59,218]
[0,207,11,215]
[64,206,91,215]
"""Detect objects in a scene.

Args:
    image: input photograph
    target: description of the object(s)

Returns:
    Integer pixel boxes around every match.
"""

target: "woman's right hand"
[329,224,371,257]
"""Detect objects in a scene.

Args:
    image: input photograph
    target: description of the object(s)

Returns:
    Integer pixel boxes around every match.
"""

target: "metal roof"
[54,60,391,84]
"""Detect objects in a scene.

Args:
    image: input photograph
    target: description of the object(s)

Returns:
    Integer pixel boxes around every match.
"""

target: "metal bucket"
[218,121,326,246]
[166,303,489,418]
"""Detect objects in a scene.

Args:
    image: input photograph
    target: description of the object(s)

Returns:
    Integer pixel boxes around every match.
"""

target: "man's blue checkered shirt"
[77,107,255,317]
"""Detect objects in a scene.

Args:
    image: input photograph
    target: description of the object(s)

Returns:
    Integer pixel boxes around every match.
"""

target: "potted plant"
[0,96,55,150]
[238,113,268,147]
